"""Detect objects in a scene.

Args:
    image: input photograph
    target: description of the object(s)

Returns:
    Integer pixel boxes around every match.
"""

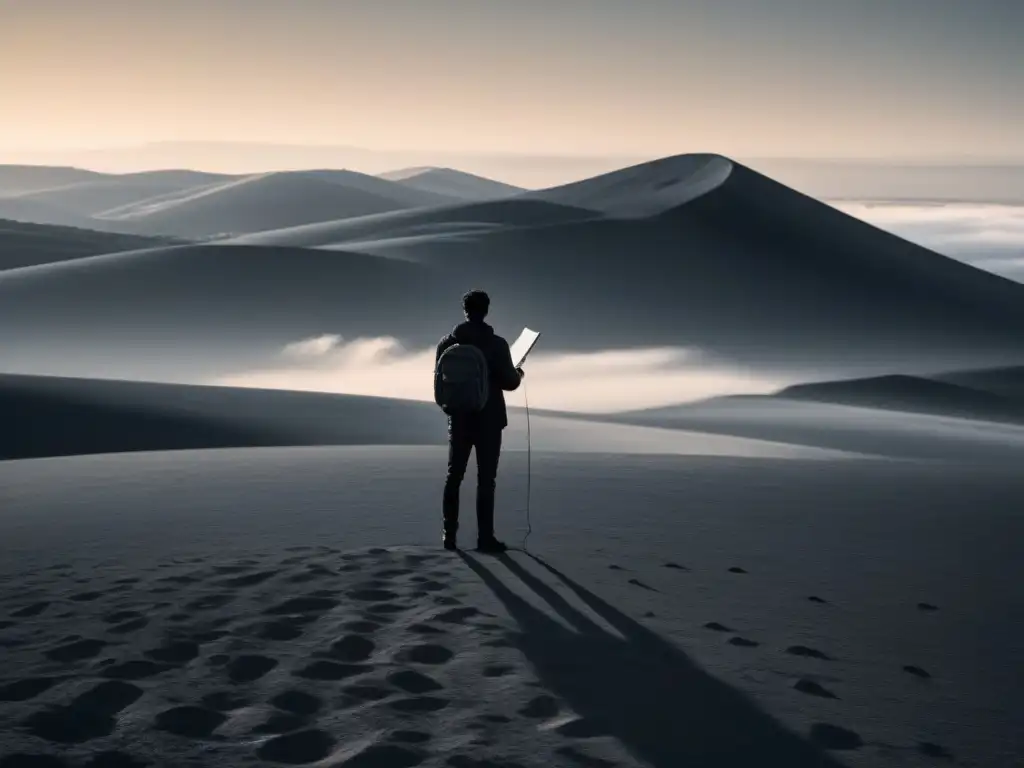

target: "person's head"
[462,289,490,322]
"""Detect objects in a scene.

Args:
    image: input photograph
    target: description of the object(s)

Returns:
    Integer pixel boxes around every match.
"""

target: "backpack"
[435,343,489,415]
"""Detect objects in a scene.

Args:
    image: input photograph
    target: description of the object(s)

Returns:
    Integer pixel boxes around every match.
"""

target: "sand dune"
[3,155,1024,383]
[0,373,445,461]
[226,198,599,250]
[0,373,842,462]
[0,165,106,196]
[96,171,457,239]
[526,153,734,216]
[380,167,525,200]
[777,373,1024,425]
[580,394,1024,461]
[0,219,165,271]
[0,195,103,230]
[934,364,1024,399]
[6,172,236,218]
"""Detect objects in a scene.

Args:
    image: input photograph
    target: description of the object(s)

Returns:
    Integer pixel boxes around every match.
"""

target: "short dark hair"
[462,289,490,320]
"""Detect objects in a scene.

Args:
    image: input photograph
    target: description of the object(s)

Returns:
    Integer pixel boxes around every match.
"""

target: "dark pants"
[443,416,503,541]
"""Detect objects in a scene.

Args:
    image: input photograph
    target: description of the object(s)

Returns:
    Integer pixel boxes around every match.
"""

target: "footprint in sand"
[22,682,142,746]
[69,591,104,603]
[348,588,401,602]
[391,730,431,744]
[253,713,308,735]
[13,602,51,618]
[388,696,449,713]
[398,644,454,666]
[185,593,234,612]
[627,578,657,592]
[483,664,514,678]
[102,660,172,681]
[24,705,118,744]
[728,637,760,648]
[903,665,931,679]
[144,641,200,665]
[256,619,306,642]
[326,635,376,662]
[786,645,832,661]
[294,661,371,682]
[83,751,148,768]
[343,684,393,703]
[408,622,446,636]
[45,639,106,663]
[556,745,619,767]
[704,622,733,632]
[0,677,64,703]
[201,691,251,712]
[520,694,560,719]
[0,755,71,768]
[226,655,278,684]
[270,690,323,716]
[809,723,863,751]
[264,596,339,617]
[217,570,279,588]
[343,619,383,634]
[794,678,839,699]
[387,670,443,694]
[102,610,144,625]
[366,602,406,616]
[918,742,953,760]
[154,706,227,738]
[257,729,336,764]
[434,607,481,624]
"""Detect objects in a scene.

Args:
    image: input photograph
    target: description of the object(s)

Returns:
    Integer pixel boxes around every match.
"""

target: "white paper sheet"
[509,327,541,369]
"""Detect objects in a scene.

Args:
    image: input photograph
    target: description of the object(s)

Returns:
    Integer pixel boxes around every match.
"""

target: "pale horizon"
[3,1,1022,171]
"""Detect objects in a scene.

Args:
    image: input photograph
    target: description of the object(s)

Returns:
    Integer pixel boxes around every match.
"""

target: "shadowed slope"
[380,166,525,200]
[96,170,457,238]
[0,219,167,271]
[0,373,445,461]
[461,552,845,767]
[778,374,1024,425]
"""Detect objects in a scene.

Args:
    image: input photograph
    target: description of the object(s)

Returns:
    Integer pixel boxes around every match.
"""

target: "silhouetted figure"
[435,290,523,552]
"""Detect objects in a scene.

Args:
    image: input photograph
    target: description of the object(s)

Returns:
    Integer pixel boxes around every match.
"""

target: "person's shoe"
[476,537,508,554]
[442,533,458,551]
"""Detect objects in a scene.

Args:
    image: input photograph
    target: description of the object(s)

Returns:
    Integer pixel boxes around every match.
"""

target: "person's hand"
[516,367,525,379]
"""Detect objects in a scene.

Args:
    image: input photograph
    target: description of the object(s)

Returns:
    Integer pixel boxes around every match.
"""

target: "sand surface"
[1,447,1021,767]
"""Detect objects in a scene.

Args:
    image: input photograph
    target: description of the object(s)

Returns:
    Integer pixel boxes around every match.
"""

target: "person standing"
[434,290,523,552]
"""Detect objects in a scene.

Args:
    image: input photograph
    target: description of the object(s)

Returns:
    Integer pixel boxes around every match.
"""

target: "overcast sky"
[2,0,1021,161]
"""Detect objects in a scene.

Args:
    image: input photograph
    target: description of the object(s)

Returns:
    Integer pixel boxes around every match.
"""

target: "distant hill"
[96,170,457,238]
[379,167,524,200]
[226,198,598,251]
[6,170,237,217]
[3,154,1024,384]
[0,165,107,196]
[777,373,1024,425]
[0,218,166,271]
[0,373,445,461]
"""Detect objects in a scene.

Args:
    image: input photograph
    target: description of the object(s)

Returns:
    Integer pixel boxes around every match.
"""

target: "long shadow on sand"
[459,551,846,768]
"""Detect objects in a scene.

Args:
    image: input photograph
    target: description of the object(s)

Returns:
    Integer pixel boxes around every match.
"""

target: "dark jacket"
[436,320,521,429]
